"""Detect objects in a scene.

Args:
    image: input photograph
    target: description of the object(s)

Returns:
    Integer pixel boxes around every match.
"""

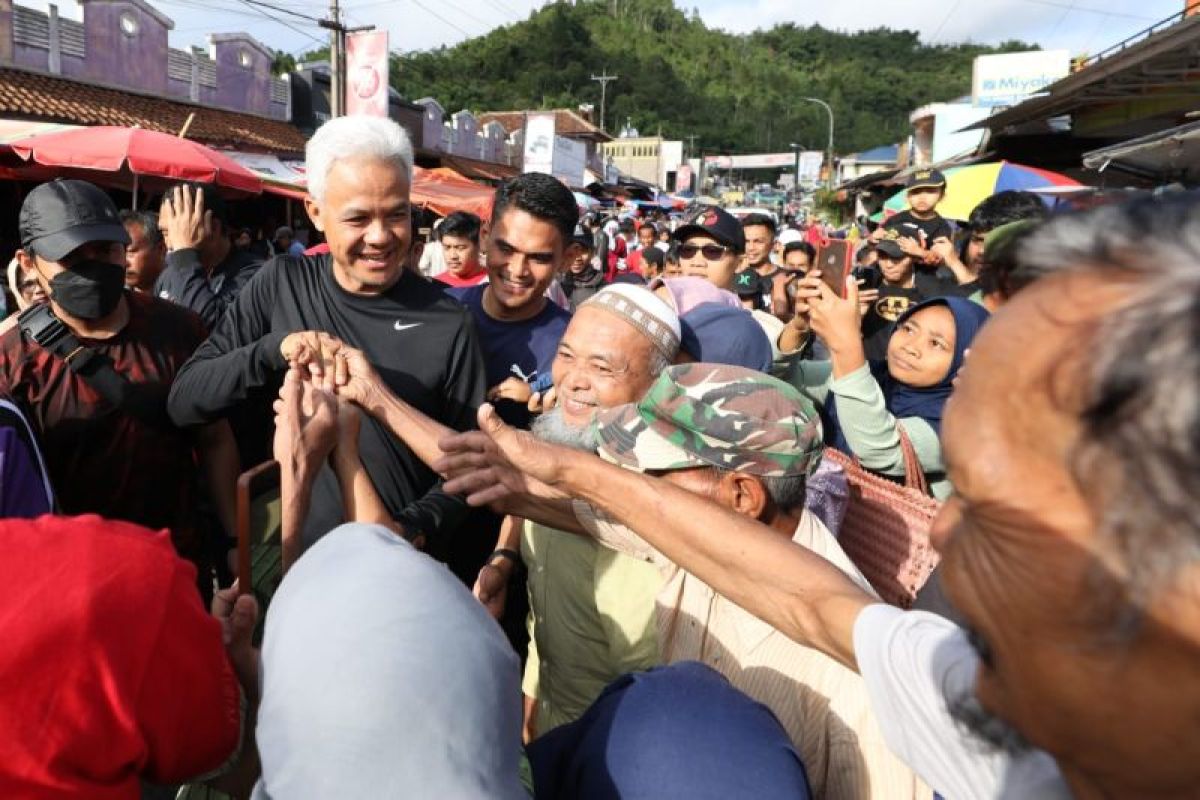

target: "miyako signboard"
[972,50,1070,108]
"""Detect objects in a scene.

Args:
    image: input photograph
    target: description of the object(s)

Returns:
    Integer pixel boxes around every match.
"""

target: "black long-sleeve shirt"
[154,246,263,330]
[167,255,487,548]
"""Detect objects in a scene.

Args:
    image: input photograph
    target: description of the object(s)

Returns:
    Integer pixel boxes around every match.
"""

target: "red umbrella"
[5,126,263,199]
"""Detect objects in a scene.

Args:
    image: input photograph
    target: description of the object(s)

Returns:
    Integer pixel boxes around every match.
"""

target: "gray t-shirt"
[853,604,1071,799]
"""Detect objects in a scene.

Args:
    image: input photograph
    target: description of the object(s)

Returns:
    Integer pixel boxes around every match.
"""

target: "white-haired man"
[168,116,488,553]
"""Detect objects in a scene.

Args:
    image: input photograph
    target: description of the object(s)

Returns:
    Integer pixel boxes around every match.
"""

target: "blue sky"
[26,0,1186,60]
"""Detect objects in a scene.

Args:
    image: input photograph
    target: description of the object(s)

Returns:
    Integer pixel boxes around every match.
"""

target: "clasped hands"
[273,331,378,483]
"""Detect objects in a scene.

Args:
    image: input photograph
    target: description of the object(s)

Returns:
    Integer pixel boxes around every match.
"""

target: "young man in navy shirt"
[445,173,576,430]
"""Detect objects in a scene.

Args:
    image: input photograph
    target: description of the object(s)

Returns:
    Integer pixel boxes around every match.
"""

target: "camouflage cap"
[592,363,824,478]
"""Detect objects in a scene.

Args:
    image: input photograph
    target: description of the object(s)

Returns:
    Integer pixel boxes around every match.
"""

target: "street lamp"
[800,97,834,189]
[789,142,806,199]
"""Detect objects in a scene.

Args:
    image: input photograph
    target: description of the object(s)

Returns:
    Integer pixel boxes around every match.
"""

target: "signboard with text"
[972,50,1070,108]
[522,113,556,174]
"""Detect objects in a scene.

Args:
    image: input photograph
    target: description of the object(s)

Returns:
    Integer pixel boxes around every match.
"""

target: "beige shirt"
[572,502,931,800]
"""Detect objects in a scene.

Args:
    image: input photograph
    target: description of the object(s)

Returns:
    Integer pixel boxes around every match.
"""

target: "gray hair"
[306,116,414,203]
[1019,194,1200,608]
[119,210,163,248]
[700,466,807,513]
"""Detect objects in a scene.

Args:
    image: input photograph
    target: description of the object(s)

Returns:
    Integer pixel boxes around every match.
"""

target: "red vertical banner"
[346,31,390,117]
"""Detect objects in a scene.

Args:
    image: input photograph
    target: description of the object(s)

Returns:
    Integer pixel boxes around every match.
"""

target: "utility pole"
[320,0,374,118]
[686,133,697,160]
[590,70,617,133]
[324,0,342,117]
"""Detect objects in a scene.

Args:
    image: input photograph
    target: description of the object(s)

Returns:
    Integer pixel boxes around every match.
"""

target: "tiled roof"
[479,109,610,141]
[0,67,307,154]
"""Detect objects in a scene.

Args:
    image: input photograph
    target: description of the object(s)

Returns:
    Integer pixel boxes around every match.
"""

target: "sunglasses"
[677,243,732,261]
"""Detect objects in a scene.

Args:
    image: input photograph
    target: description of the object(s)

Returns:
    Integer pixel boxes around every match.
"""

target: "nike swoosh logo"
[394,322,423,331]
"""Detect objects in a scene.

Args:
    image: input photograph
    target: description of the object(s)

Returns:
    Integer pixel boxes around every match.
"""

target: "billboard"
[551,136,587,187]
[345,31,389,117]
[972,50,1070,108]
[797,151,824,185]
[523,113,556,174]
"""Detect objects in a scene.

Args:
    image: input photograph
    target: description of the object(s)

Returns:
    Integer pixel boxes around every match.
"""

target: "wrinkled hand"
[797,273,863,354]
[212,582,259,698]
[434,403,571,508]
[273,367,338,477]
[281,331,349,389]
[330,345,382,408]
[160,184,214,252]
[488,377,533,405]
[473,562,510,620]
[527,385,558,416]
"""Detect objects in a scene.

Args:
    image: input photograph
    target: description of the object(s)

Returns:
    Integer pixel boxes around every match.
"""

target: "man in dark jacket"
[167,117,487,555]
[156,182,263,329]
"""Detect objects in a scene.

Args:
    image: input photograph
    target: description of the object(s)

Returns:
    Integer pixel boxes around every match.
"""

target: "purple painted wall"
[78,3,167,93]
[213,39,269,117]
[1,1,289,121]
[12,41,46,71]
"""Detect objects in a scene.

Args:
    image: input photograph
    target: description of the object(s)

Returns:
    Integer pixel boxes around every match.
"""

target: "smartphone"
[815,240,853,297]
[852,266,883,291]
[236,460,282,595]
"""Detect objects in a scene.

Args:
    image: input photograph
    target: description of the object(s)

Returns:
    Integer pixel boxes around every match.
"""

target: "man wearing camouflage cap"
[566,364,928,798]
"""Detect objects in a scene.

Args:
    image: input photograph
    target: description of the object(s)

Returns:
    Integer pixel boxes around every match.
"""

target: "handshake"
[272,332,378,506]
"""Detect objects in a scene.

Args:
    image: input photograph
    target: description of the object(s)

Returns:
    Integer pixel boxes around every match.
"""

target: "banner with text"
[346,31,390,117]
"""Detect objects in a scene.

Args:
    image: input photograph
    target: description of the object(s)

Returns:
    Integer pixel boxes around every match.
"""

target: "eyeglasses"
[18,280,39,295]
[677,243,731,261]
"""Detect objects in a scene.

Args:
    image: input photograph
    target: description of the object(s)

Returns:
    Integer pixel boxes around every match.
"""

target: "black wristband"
[488,548,521,567]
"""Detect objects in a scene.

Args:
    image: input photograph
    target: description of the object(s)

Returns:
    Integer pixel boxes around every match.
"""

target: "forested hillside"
[388,0,1032,155]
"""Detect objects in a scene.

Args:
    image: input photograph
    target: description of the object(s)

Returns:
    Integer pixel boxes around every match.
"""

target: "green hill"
[389,0,1033,156]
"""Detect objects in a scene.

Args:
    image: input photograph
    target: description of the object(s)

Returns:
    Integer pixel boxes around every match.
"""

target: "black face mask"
[48,259,125,320]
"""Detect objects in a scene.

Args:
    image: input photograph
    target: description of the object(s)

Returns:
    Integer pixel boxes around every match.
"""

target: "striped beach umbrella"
[883,161,1080,221]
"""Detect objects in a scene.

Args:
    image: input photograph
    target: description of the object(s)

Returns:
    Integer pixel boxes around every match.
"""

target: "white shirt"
[852,605,1071,800]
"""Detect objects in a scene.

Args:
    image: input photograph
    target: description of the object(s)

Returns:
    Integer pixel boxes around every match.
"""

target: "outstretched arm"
[436,405,874,670]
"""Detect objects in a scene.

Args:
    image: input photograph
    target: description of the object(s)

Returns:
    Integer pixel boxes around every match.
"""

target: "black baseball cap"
[876,239,905,258]
[673,205,745,253]
[906,169,946,191]
[20,179,130,262]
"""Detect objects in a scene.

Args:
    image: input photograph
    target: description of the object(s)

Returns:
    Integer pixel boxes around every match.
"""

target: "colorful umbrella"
[882,161,1080,221]
[5,126,263,200]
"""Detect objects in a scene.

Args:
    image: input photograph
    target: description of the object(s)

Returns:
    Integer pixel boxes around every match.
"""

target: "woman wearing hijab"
[252,522,529,800]
[783,275,989,499]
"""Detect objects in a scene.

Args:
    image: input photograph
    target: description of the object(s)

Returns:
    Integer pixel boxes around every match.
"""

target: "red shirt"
[0,515,241,797]
[434,268,488,288]
[0,292,207,557]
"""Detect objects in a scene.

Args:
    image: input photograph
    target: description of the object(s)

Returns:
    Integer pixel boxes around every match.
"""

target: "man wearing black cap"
[877,169,953,261]
[1,179,238,567]
[673,205,745,291]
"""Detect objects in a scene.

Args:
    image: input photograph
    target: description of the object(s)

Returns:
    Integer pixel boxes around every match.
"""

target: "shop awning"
[1082,120,1200,183]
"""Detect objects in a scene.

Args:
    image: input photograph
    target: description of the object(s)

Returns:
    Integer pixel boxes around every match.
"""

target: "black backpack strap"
[17,304,174,432]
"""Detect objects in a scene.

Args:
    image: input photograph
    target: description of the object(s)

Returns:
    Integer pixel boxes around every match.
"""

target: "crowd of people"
[1,112,1198,800]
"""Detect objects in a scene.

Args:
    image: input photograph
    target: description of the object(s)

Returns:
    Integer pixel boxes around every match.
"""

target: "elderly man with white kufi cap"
[308,283,682,737]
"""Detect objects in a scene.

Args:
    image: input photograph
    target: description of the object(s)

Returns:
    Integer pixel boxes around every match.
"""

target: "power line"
[929,0,963,43]
[1012,0,1156,21]
[406,0,475,39]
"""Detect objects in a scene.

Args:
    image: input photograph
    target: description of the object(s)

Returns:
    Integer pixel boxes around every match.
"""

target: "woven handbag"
[823,428,942,608]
